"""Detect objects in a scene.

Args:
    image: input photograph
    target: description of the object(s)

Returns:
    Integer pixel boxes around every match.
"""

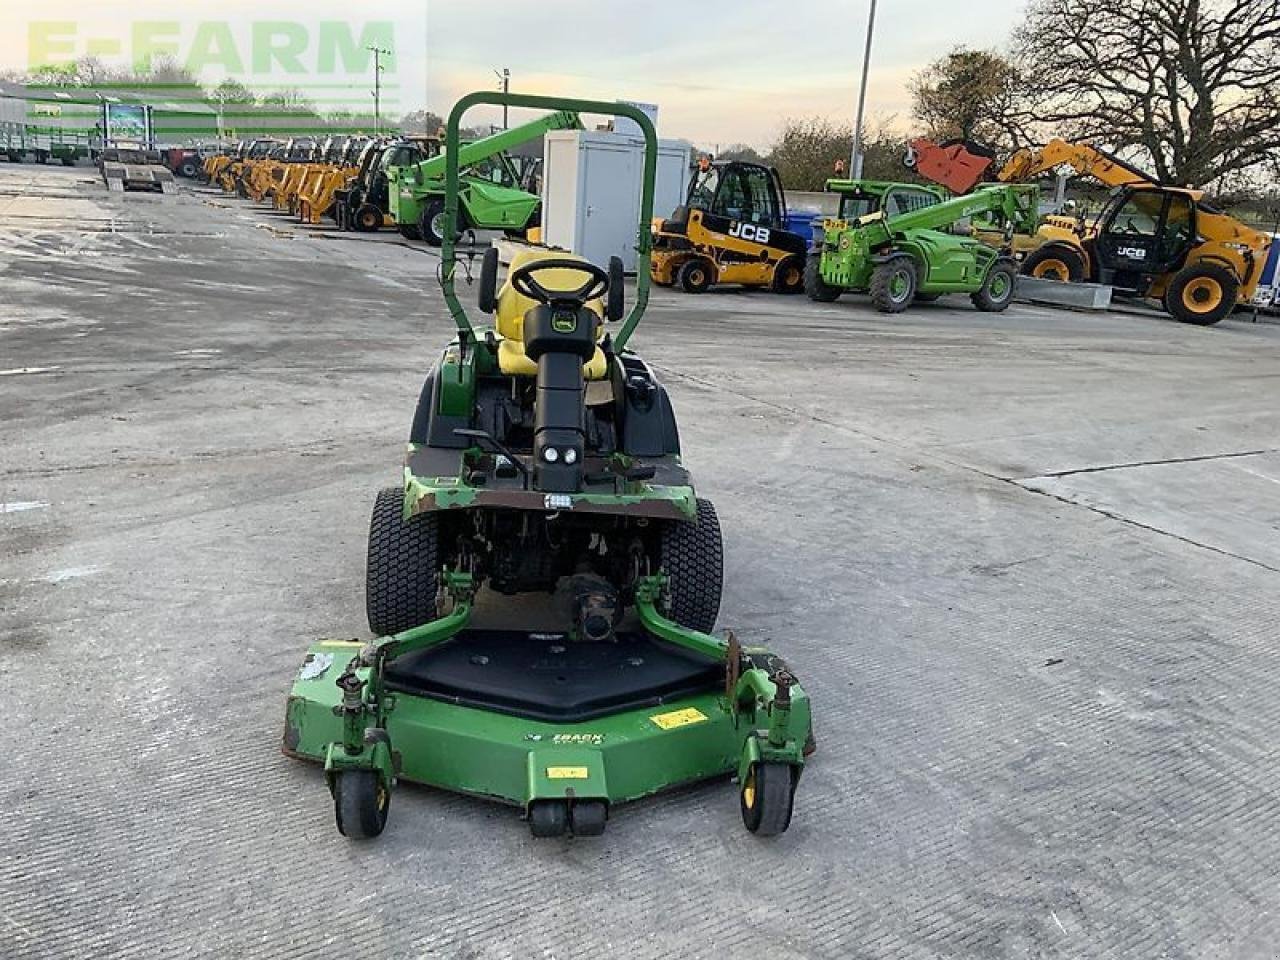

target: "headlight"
[564,449,578,465]
[543,447,559,463]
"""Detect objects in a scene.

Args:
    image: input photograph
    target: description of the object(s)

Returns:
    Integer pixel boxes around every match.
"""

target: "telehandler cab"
[283,93,812,840]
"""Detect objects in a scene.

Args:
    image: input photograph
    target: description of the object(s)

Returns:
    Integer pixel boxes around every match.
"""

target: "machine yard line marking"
[1028,448,1278,479]
[0,366,60,376]
[654,365,1280,576]
[1,501,48,513]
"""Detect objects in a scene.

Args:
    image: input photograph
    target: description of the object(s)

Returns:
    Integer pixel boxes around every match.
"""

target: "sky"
[1,0,1029,149]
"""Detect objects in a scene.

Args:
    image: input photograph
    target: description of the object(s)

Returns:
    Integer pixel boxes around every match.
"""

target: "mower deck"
[285,629,745,810]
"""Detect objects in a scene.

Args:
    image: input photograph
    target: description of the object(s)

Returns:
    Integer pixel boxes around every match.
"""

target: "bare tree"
[910,47,1026,152]
[1014,0,1280,187]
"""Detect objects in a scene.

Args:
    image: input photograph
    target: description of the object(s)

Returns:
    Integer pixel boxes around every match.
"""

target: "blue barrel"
[785,211,822,244]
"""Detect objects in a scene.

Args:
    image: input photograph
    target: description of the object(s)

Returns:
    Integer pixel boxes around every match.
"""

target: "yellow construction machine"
[651,160,809,293]
[909,137,1272,325]
[296,137,374,226]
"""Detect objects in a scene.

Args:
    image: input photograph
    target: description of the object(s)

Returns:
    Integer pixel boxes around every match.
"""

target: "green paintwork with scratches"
[402,462,698,519]
[284,574,809,809]
[818,183,1040,295]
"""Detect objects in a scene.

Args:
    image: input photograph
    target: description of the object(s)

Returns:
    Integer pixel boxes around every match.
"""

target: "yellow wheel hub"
[1033,258,1070,281]
[742,768,757,809]
[1183,276,1223,312]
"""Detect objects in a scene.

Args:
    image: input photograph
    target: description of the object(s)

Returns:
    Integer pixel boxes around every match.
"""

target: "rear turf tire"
[870,257,917,313]
[366,487,439,636]
[659,497,723,634]
[333,770,389,839]
[804,254,841,302]
[740,762,796,836]
[971,260,1018,312]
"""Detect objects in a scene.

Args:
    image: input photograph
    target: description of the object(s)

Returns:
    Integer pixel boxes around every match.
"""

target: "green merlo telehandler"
[807,183,1041,313]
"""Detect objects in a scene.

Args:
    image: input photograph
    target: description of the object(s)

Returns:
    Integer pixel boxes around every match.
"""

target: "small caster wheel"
[333,770,389,839]
[570,800,608,837]
[740,762,796,836]
[529,800,569,838]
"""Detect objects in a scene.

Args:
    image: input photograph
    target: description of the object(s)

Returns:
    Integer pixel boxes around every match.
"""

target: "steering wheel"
[510,259,609,306]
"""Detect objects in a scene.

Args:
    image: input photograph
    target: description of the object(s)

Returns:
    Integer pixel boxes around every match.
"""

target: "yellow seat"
[493,249,609,379]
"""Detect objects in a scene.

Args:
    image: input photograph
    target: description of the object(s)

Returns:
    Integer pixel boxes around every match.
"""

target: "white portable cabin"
[540,129,691,273]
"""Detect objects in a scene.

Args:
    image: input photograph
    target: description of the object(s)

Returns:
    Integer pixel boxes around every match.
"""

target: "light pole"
[849,0,878,179]
[494,67,510,128]
[368,45,390,135]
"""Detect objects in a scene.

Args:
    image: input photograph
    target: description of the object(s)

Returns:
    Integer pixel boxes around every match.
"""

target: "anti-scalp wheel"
[529,800,569,838]
[333,770,390,839]
[740,761,796,836]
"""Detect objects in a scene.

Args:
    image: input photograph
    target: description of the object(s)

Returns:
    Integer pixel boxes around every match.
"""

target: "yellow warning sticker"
[546,766,590,780]
[650,707,708,731]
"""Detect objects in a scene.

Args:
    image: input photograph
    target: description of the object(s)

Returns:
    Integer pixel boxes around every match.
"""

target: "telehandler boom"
[387,110,583,245]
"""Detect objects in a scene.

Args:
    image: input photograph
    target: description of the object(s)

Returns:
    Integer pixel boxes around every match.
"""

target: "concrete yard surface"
[3,164,1280,959]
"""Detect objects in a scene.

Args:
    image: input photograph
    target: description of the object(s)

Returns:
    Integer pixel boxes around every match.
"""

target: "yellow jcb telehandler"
[908,137,1273,325]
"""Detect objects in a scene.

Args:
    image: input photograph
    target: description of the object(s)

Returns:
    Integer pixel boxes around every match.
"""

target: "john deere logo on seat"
[552,314,577,333]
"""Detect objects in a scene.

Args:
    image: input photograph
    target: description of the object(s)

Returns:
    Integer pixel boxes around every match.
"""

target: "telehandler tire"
[870,256,917,313]
[354,204,382,233]
[804,254,841,302]
[677,259,713,293]
[1021,244,1086,283]
[420,197,448,246]
[1163,262,1238,326]
[971,260,1018,312]
[366,487,439,636]
[771,256,805,294]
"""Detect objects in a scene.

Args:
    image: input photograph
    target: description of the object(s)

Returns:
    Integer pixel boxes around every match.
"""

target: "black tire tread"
[869,257,917,313]
[741,762,796,836]
[971,260,1018,312]
[365,487,439,636]
[1020,243,1086,282]
[677,259,712,293]
[804,254,841,302]
[1163,260,1239,326]
[334,770,388,838]
[659,498,724,634]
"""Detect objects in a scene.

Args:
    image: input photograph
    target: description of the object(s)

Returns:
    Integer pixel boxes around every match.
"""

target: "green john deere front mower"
[283,92,812,840]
